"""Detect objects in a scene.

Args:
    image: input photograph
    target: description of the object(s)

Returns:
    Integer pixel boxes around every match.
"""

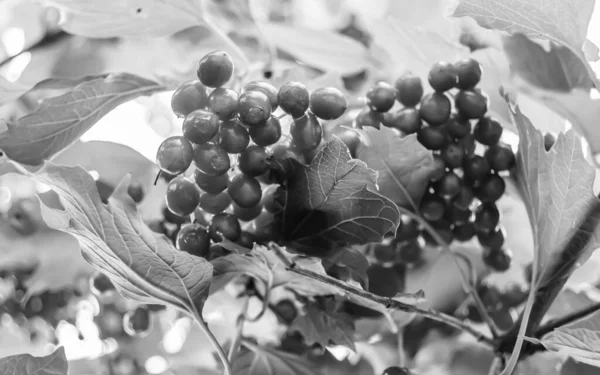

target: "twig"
[190,310,232,375]
[535,301,600,338]
[228,296,250,362]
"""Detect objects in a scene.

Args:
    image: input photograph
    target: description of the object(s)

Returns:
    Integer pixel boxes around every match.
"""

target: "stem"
[245,270,273,322]
[248,0,277,74]
[228,296,250,362]
[535,301,600,338]
[190,310,232,375]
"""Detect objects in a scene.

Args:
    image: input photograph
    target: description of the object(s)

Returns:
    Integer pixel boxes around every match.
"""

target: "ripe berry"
[278,82,310,118]
[165,176,200,217]
[156,136,194,175]
[459,132,476,157]
[463,155,490,181]
[310,87,347,120]
[452,185,474,210]
[453,222,475,242]
[423,219,454,245]
[474,117,503,146]
[218,119,250,154]
[127,181,145,203]
[238,90,272,127]
[383,108,422,134]
[291,112,322,151]
[420,194,445,222]
[162,205,190,225]
[232,202,263,222]
[445,205,471,225]
[477,226,505,250]
[197,51,234,88]
[170,80,209,117]
[239,145,269,176]
[419,93,451,125]
[483,247,512,272]
[544,133,556,151]
[485,144,515,171]
[209,213,241,241]
[477,173,505,202]
[176,223,211,257]
[374,242,396,264]
[395,73,423,107]
[382,366,411,375]
[249,116,282,147]
[434,171,462,198]
[455,89,488,119]
[395,238,422,265]
[208,87,239,120]
[441,142,464,169]
[194,168,228,194]
[356,108,382,129]
[336,128,361,158]
[123,306,152,337]
[430,154,446,182]
[243,81,278,111]
[274,299,298,324]
[474,202,500,234]
[199,191,231,214]
[182,109,219,145]
[91,273,115,296]
[228,174,262,208]
[395,218,421,242]
[446,114,471,139]
[428,61,458,92]
[417,126,447,150]
[237,231,255,248]
[454,58,482,89]
[366,82,397,112]
[193,143,231,176]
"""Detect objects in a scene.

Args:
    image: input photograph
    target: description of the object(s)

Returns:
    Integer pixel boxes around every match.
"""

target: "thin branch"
[535,301,600,338]
[190,310,232,375]
[228,296,250,362]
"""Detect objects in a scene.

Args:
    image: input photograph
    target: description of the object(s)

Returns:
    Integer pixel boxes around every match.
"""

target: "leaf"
[290,297,356,351]
[561,357,600,375]
[262,23,369,76]
[355,128,436,210]
[323,246,370,287]
[546,286,600,321]
[278,137,400,254]
[0,347,68,375]
[0,73,163,165]
[0,77,30,106]
[232,343,319,375]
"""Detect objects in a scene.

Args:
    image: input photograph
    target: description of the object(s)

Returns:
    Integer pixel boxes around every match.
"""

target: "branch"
[228,296,250,362]
[535,301,600,338]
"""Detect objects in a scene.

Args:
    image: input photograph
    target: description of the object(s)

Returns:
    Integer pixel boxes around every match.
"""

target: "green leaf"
[356,128,436,210]
[323,246,370,286]
[277,137,400,255]
[262,23,369,76]
[0,347,68,375]
[290,297,356,351]
[232,342,319,375]
[0,73,163,165]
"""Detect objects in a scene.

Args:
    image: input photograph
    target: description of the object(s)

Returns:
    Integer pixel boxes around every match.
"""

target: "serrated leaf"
[356,128,435,210]
[0,73,163,165]
[232,343,319,375]
[278,137,400,254]
[0,347,68,375]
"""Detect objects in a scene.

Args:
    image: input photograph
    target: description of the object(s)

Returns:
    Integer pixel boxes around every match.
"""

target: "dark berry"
[477,174,505,202]
[176,223,211,257]
[170,80,209,117]
[123,306,152,337]
[455,89,488,119]
[474,117,503,146]
[383,108,422,134]
[474,202,500,234]
[423,219,453,245]
[156,136,194,175]
[453,222,475,242]
[278,82,310,118]
[454,58,482,89]
[419,92,451,125]
[355,108,382,129]
[445,205,471,225]
[446,114,471,139]
[483,247,512,272]
[218,119,250,153]
[417,126,447,150]
[228,174,262,208]
[428,61,458,92]
[366,82,396,112]
[395,218,421,242]
[197,51,234,88]
[463,155,490,181]
[193,143,231,176]
[395,73,423,107]
[382,366,411,375]
[477,226,505,250]
[243,81,278,111]
[249,116,282,147]
[274,299,298,324]
[458,132,476,157]
[91,273,114,296]
[291,112,322,151]
[127,181,145,203]
[208,87,239,120]
[232,202,263,222]
[165,176,200,217]
[336,128,361,158]
[374,242,396,264]
[434,171,462,198]
[194,168,228,194]
[239,145,269,177]
[237,231,255,248]
[485,144,515,171]
[162,205,190,225]
[182,109,220,145]
[452,185,474,210]
[207,244,230,261]
[209,213,242,241]
[544,133,556,151]
[310,87,347,119]
[395,238,422,265]
[420,194,445,222]
[429,154,446,182]
[238,90,272,126]
[199,191,231,214]
[441,142,464,169]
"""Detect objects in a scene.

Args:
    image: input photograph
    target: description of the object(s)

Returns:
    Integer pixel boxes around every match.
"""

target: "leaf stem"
[190,311,233,375]
[535,301,600,338]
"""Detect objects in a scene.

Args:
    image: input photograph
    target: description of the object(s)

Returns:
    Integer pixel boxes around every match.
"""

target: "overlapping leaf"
[232,343,318,375]
[323,246,370,287]
[0,347,68,375]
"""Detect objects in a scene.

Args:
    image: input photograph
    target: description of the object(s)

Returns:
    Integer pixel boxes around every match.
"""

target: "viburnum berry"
[291,112,322,151]
[156,136,194,175]
[243,81,278,111]
[274,299,298,324]
[249,116,282,147]
[417,125,447,150]
[474,117,503,146]
[336,128,361,158]
[395,218,421,242]
[218,119,250,154]
[232,202,263,222]
[209,213,242,241]
[238,90,272,127]
[430,154,446,182]
[382,366,411,375]
[193,143,231,176]
[127,181,145,204]
[90,273,115,296]
[459,132,476,157]
[239,145,269,177]
[395,238,422,265]
[197,51,234,88]
[428,61,458,92]
[383,108,422,134]
[420,194,445,222]
[123,306,152,337]
[419,92,451,125]
[452,185,475,210]
[423,219,454,245]
[477,226,505,250]
[207,244,230,261]
[228,173,262,208]
[474,202,500,234]
[477,173,505,202]
[366,82,397,112]
[170,80,209,117]
[485,144,515,171]
[446,114,471,139]
[441,141,464,169]
[395,73,423,107]
[463,155,491,181]
[162,205,190,225]
[434,171,462,198]
[373,242,396,264]
[199,191,232,214]
[176,223,211,257]
[483,247,512,272]
[278,81,310,118]
[165,176,200,217]
[208,87,239,120]
[182,109,219,145]
[355,108,382,129]
[237,231,255,248]
[453,222,475,242]
[310,87,348,120]
[454,58,482,89]
[544,133,556,151]
[445,204,471,225]
[194,168,228,194]
[455,89,488,119]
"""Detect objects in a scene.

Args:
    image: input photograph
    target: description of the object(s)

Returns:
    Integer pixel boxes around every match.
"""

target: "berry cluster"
[155,51,348,259]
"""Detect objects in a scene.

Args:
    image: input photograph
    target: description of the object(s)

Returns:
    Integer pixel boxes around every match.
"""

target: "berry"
[193,168,228,194]
[243,81,278,111]
[423,219,453,245]
[237,231,255,248]
[156,136,194,175]
[434,171,462,198]
[232,202,263,222]
[383,108,422,134]
[455,89,488,119]
[395,238,422,265]
[291,112,322,151]
[274,300,298,324]
[420,194,445,222]
[209,213,241,241]
[477,226,505,250]
[485,144,515,171]
[474,202,500,233]
[417,126,447,150]
[170,80,209,117]
[419,92,451,125]
[366,82,397,112]
[218,119,250,153]
[463,155,490,181]
[454,58,482,89]
[428,61,458,92]
[474,117,503,146]
[477,173,506,202]
[374,242,396,264]
[310,87,347,119]
[193,143,231,176]
[446,114,471,139]
[544,133,556,151]
[199,191,231,214]
[123,306,152,337]
[355,108,382,129]
[208,87,239,120]
[445,205,471,225]
[228,174,262,208]
[459,132,476,157]
[197,51,233,88]
[278,82,310,118]
[162,205,190,225]
[261,185,280,213]
[239,145,269,176]
[127,181,145,203]
[249,116,282,147]
[452,185,474,210]
[453,222,475,242]
[429,154,446,182]
[441,142,464,169]
[182,109,220,145]
[483,247,512,272]
[238,90,272,126]
[176,223,211,257]
[395,73,423,107]
[165,176,200,217]
[91,273,114,296]
[336,128,361,158]
[395,218,421,242]
[382,366,411,375]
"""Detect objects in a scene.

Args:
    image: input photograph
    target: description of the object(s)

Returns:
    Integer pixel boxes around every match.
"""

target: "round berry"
[452,185,474,210]
[417,126,447,150]
[441,142,464,169]
[208,87,239,120]
[428,61,458,92]
[127,181,144,204]
[474,202,500,234]
[238,90,272,127]
[459,132,476,157]
[454,222,475,242]
[170,80,209,117]
[199,191,231,214]
[485,144,515,171]
[355,108,382,129]
[162,205,190,225]
[382,366,411,375]
[197,51,233,88]
[165,176,200,217]
[463,155,491,181]
[228,174,262,208]
[434,171,462,198]
[243,81,278,111]
[291,112,322,151]
[445,205,471,225]
[483,247,512,272]
[395,238,422,265]
[474,117,503,146]
[278,82,310,118]
[91,273,114,296]
[544,133,556,151]
[455,89,488,119]
[249,116,282,147]
[454,58,482,89]
[429,154,446,182]
[232,202,263,222]
[419,93,451,125]
[310,87,347,120]
[182,109,219,145]
[446,114,471,139]
[423,219,453,245]
[237,231,255,248]
[395,73,423,107]
[193,143,231,176]
[274,299,298,324]
[239,145,269,176]
[123,306,152,337]
[477,173,505,202]
[373,242,396,264]
[383,108,422,134]
[176,223,211,257]
[209,213,241,241]
[477,226,505,250]
[420,194,445,222]
[395,218,420,242]
[156,136,194,175]
[218,119,250,154]
[366,82,396,112]
[194,168,228,194]
[336,128,361,158]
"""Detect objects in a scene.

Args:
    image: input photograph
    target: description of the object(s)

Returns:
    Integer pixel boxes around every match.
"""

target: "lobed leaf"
[232,342,319,375]
[0,347,68,375]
